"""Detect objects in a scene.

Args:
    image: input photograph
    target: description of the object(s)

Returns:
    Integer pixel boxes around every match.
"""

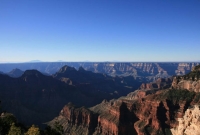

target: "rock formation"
[172,65,200,92]
[48,88,198,135]
[48,103,98,135]
[139,78,172,90]
[171,105,200,135]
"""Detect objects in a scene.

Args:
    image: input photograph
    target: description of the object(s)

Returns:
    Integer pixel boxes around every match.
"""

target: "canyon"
[0,65,142,127]
[48,65,200,135]
[49,88,200,135]
[0,63,200,134]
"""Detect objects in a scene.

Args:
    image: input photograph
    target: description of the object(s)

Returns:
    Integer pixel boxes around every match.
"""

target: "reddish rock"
[140,78,172,90]
[48,103,98,135]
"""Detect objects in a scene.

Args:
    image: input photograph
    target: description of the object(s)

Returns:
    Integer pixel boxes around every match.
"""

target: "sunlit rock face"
[171,105,200,135]
[172,65,200,92]
[47,103,98,135]
[172,79,200,92]
[48,88,200,135]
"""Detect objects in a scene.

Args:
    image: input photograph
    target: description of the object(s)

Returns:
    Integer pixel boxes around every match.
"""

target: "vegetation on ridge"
[0,101,63,135]
[182,65,200,80]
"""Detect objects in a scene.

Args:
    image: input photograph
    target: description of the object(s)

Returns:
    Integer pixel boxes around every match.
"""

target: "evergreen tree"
[25,125,40,135]
[8,123,21,135]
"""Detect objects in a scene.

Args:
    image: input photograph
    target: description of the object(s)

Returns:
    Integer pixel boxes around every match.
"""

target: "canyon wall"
[48,88,200,135]
[0,62,199,78]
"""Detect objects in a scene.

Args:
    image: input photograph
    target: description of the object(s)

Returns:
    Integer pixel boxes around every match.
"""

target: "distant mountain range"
[0,62,199,83]
[7,68,24,78]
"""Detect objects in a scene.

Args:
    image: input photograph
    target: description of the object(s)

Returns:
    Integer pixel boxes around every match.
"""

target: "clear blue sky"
[0,0,200,62]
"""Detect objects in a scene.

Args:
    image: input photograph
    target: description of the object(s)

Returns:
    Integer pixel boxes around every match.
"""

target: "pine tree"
[25,125,40,135]
[8,123,21,135]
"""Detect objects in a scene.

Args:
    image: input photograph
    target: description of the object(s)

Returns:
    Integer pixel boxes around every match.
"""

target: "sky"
[0,0,200,62]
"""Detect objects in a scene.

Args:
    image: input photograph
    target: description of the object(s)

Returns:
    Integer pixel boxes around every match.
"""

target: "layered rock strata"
[49,88,200,135]
[48,103,98,135]
[140,78,172,90]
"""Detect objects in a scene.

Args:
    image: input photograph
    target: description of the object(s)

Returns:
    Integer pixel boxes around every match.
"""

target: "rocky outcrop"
[171,65,200,92]
[132,87,200,135]
[49,100,138,135]
[171,105,200,135]
[119,89,158,101]
[140,78,172,90]
[92,100,138,135]
[172,79,200,92]
[48,103,98,135]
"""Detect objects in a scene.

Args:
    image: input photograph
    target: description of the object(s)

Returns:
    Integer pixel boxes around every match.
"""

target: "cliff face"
[92,100,138,135]
[48,88,200,135]
[172,65,200,92]
[48,103,98,135]
[172,79,200,92]
[132,90,193,135]
[171,105,200,135]
[49,100,138,135]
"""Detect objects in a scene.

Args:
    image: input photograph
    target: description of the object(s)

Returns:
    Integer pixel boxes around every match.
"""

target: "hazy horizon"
[1,60,200,64]
[1,0,200,62]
